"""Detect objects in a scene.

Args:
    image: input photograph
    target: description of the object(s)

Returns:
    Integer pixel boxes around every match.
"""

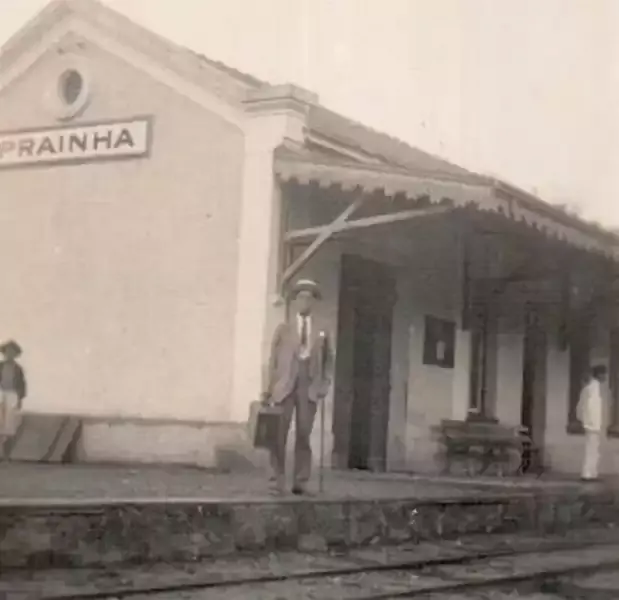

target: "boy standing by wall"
[0,340,27,460]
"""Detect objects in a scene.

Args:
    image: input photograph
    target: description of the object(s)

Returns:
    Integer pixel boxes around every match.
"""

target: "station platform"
[1,463,618,569]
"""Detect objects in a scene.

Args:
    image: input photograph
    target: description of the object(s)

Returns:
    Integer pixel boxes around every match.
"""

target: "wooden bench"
[518,433,544,477]
[433,419,532,477]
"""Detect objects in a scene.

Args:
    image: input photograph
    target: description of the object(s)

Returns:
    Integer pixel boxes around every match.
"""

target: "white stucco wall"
[79,419,251,468]
[402,227,464,473]
[495,334,524,426]
[0,40,245,423]
[387,273,413,471]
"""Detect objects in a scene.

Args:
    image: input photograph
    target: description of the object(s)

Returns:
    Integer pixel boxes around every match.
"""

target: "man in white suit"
[577,364,607,481]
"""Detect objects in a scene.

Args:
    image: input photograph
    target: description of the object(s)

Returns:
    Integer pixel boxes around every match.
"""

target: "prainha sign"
[0,117,152,168]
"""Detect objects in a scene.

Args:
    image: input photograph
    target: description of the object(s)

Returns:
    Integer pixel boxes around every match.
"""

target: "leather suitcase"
[248,401,284,450]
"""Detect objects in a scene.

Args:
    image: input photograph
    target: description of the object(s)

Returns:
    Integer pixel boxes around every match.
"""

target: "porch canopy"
[274,111,619,300]
[274,108,619,442]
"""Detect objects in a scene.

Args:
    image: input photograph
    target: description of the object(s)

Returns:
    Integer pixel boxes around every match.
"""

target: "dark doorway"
[568,311,592,427]
[332,254,396,472]
[520,305,547,472]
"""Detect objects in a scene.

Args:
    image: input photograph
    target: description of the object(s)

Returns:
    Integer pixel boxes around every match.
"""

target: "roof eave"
[493,180,619,247]
[276,152,619,260]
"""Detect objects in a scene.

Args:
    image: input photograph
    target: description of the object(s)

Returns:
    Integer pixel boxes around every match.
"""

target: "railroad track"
[5,530,619,599]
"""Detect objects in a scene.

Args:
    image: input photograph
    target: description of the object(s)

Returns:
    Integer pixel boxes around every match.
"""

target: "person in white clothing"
[576,364,607,481]
[0,340,27,461]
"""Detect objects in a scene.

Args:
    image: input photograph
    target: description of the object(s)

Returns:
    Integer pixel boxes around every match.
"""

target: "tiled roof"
[188,51,266,88]
[275,140,489,187]
[306,105,481,182]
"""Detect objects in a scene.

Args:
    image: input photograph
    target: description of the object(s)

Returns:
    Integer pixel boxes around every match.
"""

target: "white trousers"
[0,390,20,437]
[582,430,601,480]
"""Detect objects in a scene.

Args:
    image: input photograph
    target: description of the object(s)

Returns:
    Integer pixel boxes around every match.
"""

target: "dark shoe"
[292,485,313,496]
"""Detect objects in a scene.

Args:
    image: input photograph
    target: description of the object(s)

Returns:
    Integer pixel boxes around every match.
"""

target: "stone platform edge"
[0,491,531,509]
[2,487,619,568]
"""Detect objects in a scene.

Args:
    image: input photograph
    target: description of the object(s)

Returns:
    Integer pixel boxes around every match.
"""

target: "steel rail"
[358,556,619,599]
[32,536,619,600]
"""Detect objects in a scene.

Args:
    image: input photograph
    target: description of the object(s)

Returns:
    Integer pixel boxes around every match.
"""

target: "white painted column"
[230,87,313,422]
[452,328,471,420]
[451,224,471,421]
[387,273,413,471]
[543,345,572,471]
[495,333,524,426]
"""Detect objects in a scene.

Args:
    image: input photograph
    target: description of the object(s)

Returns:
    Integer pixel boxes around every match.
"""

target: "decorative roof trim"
[493,181,619,245]
[275,155,619,260]
[275,154,495,203]
[276,150,491,186]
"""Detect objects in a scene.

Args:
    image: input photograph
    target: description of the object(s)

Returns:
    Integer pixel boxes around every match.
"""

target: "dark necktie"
[300,316,308,349]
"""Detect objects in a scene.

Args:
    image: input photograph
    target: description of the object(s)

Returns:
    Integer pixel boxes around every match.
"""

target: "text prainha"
[0,127,136,160]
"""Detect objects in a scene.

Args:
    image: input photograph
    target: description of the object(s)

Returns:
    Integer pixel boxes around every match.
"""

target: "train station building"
[2,0,619,476]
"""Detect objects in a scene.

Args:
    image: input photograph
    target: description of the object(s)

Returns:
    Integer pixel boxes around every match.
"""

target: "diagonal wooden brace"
[285,205,450,242]
[281,194,367,292]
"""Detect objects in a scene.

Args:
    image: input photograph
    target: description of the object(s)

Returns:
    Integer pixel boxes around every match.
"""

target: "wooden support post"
[458,221,471,331]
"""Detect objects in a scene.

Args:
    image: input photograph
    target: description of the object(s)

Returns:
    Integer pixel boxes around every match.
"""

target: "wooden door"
[333,254,396,471]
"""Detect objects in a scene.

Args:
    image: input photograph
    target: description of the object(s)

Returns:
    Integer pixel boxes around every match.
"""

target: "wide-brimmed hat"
[290,278,322,300]
[0,340,22,357]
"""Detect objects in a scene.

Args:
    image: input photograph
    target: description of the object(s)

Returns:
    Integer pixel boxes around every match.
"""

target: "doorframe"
[332,252,396,472]
[520,303,548,468]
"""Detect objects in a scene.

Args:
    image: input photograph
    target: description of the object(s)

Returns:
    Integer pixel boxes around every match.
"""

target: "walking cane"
[319,331,327,495]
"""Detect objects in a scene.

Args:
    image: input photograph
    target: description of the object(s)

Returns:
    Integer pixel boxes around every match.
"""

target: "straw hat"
[290,278,322,300]
[0,340,22,357]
